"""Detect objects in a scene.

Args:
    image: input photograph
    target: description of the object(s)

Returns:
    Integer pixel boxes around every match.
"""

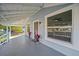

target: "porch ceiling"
[0,3,65,26]
[0,3,43,26]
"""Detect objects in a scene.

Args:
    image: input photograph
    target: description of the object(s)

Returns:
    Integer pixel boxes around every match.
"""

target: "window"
[47,10,72,42]
[27,24,30,33]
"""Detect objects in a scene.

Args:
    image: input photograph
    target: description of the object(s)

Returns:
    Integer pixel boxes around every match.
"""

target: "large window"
[47,10,72,42]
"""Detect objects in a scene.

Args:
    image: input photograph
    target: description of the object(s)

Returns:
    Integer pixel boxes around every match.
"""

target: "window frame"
[45,5,74,47]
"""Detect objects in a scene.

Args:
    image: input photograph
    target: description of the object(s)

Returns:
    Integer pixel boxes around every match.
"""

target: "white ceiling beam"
[43,3,65,8]
[0,3,43,7]
[0,16,7,21]
[0,3,44,25]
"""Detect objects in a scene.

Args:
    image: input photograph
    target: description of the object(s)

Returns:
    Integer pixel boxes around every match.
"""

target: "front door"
[34,21,39,38]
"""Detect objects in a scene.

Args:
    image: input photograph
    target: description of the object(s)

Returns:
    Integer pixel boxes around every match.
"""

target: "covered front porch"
[0,3,79,56]
[0,34,64,56]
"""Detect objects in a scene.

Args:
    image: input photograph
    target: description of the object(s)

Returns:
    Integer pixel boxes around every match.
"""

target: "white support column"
[23,25,26,39]
[72,4,79,49]
[25,25,26,36]
[6,26,9,42]
[9,26,11,39]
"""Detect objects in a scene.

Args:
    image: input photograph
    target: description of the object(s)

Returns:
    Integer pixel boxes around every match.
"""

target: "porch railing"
[0,33,8,44]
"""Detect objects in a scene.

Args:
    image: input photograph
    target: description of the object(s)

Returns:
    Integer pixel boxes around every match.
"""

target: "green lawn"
[0,38,7,43]
[11,26,23,33]
[0,34,7,43]
[0,24,7,43]
[0,24,23,43]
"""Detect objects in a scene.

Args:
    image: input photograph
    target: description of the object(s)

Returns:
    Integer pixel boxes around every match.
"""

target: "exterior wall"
[30,4,71,39]
[28,4,79,55]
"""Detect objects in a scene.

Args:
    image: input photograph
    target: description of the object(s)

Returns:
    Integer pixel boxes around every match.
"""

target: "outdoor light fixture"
[39,21,41,24]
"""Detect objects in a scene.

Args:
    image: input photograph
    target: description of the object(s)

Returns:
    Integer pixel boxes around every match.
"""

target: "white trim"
[33,19,40,39]
[45,5,73,18]
[45,4,75,50]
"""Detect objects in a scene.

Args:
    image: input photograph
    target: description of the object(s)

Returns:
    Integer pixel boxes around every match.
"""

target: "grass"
[0,38,7,43]
[11,26,23,33]
[0,24,23,43]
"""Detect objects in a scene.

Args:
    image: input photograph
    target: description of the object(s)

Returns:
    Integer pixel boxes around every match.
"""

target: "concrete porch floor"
[0,35,65,56]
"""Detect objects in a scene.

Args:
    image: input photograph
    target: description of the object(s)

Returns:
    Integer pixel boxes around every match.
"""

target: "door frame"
[33,20,40,39]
